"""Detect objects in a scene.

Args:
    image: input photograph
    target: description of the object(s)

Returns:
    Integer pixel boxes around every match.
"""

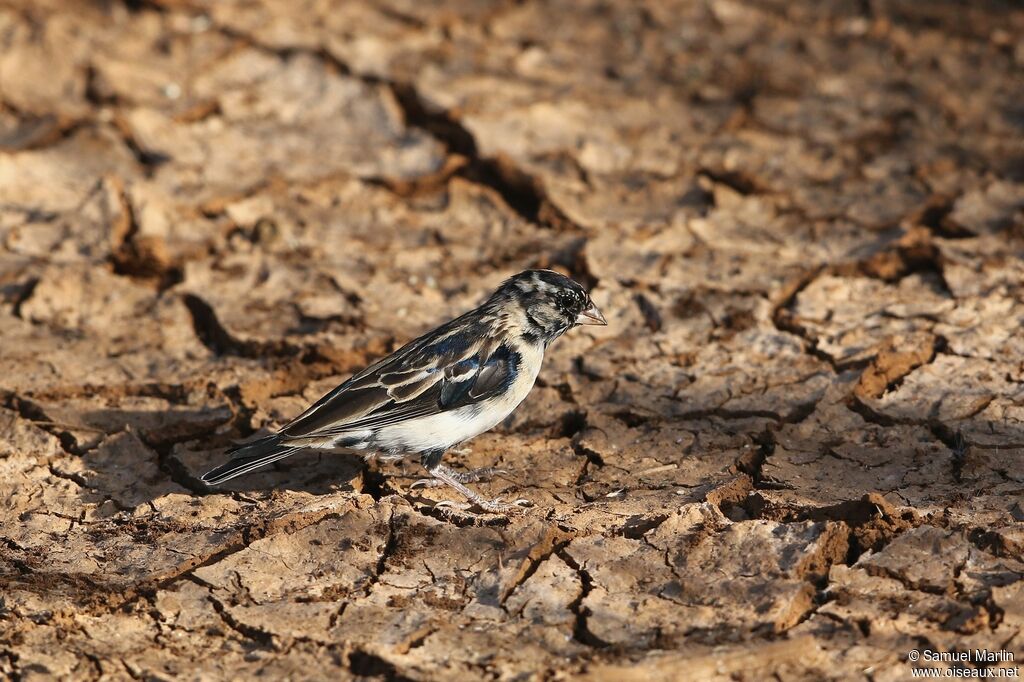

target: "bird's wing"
[279,315,513,440]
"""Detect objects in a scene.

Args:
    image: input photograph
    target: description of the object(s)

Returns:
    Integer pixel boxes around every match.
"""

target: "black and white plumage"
[201,269,606,512]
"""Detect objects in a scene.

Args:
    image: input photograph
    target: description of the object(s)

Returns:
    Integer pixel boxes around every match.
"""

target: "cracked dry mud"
[1,1,1023,680]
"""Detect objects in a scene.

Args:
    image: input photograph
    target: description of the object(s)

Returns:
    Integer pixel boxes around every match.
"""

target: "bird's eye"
[555,290,578,310]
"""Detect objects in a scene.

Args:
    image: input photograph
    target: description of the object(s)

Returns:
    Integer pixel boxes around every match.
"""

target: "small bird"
[201,269,606,512]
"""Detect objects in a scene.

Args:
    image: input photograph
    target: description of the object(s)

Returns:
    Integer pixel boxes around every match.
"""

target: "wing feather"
[314,399,441,435]
[387,374,440,402]
[279,314,516,442]
[439,358,480,408]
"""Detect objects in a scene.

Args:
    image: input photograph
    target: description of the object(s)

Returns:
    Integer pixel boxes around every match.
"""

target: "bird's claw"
[476,497,533,514]
[411,478,439,490]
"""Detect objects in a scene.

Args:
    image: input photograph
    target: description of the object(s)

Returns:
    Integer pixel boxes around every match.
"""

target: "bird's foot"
[434,497,532,515]
[420,464,529,515]
[411,466,506,489]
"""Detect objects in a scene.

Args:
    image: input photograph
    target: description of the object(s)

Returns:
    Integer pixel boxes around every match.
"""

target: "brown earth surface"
[1,1,1023,680]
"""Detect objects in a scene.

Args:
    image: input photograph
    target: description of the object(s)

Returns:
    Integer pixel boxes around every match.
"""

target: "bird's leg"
[411,466,506,487]
[410,447,505,489]
[412,450,528,513]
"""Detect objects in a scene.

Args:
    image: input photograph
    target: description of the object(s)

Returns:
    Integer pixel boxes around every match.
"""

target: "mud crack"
[556,548,611,649]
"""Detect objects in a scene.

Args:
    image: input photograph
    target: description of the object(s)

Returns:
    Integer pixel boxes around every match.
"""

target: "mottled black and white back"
[201,269,606,513]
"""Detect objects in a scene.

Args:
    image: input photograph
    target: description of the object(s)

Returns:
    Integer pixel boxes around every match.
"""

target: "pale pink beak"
[576,303,607,326]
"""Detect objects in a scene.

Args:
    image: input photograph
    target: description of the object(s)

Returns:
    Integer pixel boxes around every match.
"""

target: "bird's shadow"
[49,407,375,505]
[173,444,372,499]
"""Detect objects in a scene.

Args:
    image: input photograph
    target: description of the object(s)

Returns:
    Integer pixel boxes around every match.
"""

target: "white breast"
[372,342,544,454]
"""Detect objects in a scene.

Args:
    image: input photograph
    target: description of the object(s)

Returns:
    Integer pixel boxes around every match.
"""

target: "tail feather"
[200,436,299,486]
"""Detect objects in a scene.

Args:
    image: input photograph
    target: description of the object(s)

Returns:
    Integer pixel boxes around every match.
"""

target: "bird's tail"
[200,435,300,486]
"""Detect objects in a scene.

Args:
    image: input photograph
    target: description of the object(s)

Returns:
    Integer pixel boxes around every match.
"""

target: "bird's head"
[492,269,606,344]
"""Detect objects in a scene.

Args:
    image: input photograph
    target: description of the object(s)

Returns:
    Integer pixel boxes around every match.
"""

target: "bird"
[200,269,607,513]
